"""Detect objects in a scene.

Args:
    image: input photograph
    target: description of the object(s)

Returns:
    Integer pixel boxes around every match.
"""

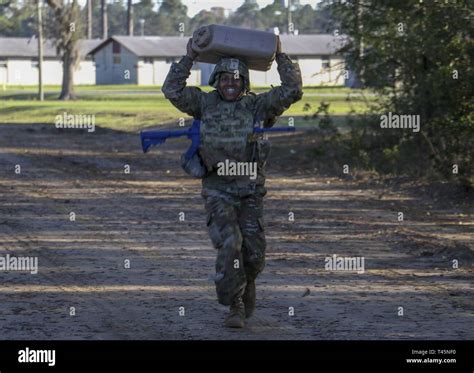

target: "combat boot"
[243,280,256,318]
[225,297,245,328]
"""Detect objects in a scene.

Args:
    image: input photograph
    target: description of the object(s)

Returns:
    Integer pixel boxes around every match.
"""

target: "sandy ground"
[0,123,472,340]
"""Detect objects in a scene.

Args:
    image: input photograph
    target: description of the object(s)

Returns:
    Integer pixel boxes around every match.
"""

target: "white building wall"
[7,60,37,85]
[249,56,345,87]
[188,68,201,86]
[330,57,347,86]
[137,60,154,85]
[152,59,169,85]
[0,64,7,86]
[0,58,95,85]
[197,62,214,86]
[42,60,62,85]
[298,57,345,86]
[136,58,201,86]
[249,61,280,87]
[74,60,96,85]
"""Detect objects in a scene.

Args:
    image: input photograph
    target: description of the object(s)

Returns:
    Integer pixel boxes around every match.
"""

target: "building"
[88,36,202,86]
[250,34,346,86]
[0,37,101,86]
[89,34,347,87]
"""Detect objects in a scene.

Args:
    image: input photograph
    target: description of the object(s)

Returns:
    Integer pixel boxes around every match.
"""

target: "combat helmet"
[209,58,250,92]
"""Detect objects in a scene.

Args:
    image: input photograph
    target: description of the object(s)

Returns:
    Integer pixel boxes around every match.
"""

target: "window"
[112,41,121,54]
[322,57,330,69]
[144,58,153,64]
[112,41,121,64]
[0,60,7,67]
[31,59,38,68]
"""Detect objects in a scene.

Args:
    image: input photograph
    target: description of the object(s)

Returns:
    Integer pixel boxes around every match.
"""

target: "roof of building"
[0,37,103,59]
[88,34,347,58]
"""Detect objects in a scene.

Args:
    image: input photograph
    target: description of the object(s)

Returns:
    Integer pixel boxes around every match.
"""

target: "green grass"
[2,84,161,92]
[0,85,378,131]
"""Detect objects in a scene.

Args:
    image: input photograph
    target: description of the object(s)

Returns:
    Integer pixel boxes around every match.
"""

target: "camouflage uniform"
[162,53,302,310]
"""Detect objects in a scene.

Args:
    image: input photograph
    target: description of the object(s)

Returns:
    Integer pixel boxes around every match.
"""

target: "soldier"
[162,36,302,328]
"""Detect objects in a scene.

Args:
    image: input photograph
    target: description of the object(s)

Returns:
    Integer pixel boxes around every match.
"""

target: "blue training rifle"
[140,119,295,160]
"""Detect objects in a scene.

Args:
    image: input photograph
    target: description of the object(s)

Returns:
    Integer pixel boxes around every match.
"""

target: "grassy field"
[0,85,377,131]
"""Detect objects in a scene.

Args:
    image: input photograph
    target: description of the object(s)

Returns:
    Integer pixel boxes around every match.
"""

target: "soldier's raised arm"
[162,38,206,119]
[254,37,303,127]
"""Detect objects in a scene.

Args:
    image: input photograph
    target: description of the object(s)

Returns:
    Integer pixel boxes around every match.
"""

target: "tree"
[189,9,225,33]
[259,0,286,32]
[333,1,474,184]
[227,0,265,30]
[0,0,36,36]
[106,0,126,36]
[45,0,81,100]
[133,0,157,35]
[0,1,16,34]
[156,0,189,36]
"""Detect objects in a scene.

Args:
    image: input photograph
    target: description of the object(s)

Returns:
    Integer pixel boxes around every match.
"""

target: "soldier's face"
[218,73,243,101]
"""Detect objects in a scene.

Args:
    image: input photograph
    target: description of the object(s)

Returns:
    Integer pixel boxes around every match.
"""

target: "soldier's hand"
[276,35,282,54]
[186,38,198,60]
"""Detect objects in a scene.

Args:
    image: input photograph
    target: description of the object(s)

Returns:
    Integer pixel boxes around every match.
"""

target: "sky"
[183,1,318,17]
[76,1,319,17]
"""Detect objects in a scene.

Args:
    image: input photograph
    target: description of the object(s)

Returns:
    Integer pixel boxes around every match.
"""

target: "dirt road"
[0,123,472,340]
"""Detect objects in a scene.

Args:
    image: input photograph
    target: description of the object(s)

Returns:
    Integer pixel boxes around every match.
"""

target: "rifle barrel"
[253,127,296,133]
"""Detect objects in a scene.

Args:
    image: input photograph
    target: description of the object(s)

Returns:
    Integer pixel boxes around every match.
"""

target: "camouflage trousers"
[202,187,266,306]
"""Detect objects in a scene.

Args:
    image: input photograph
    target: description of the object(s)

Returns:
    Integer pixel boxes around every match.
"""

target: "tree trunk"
[101,0,108,39]
[59,47,76,100]
[127,0,133,36]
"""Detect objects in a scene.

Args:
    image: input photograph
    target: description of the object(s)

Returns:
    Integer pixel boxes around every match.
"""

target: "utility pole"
[287,0,292,34]
[37,0,44,101]
[87,0,92,39]
[101,0,108,39]
[139,18,145,36]
[127,0,134,36]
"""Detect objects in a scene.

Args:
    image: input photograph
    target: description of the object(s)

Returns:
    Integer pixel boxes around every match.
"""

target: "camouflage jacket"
[162,53,303,196]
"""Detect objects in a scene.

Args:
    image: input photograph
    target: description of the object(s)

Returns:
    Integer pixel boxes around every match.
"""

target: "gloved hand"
[180,152,207,178]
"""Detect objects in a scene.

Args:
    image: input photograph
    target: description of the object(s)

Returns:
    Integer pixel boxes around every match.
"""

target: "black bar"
[0,340,472,368]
